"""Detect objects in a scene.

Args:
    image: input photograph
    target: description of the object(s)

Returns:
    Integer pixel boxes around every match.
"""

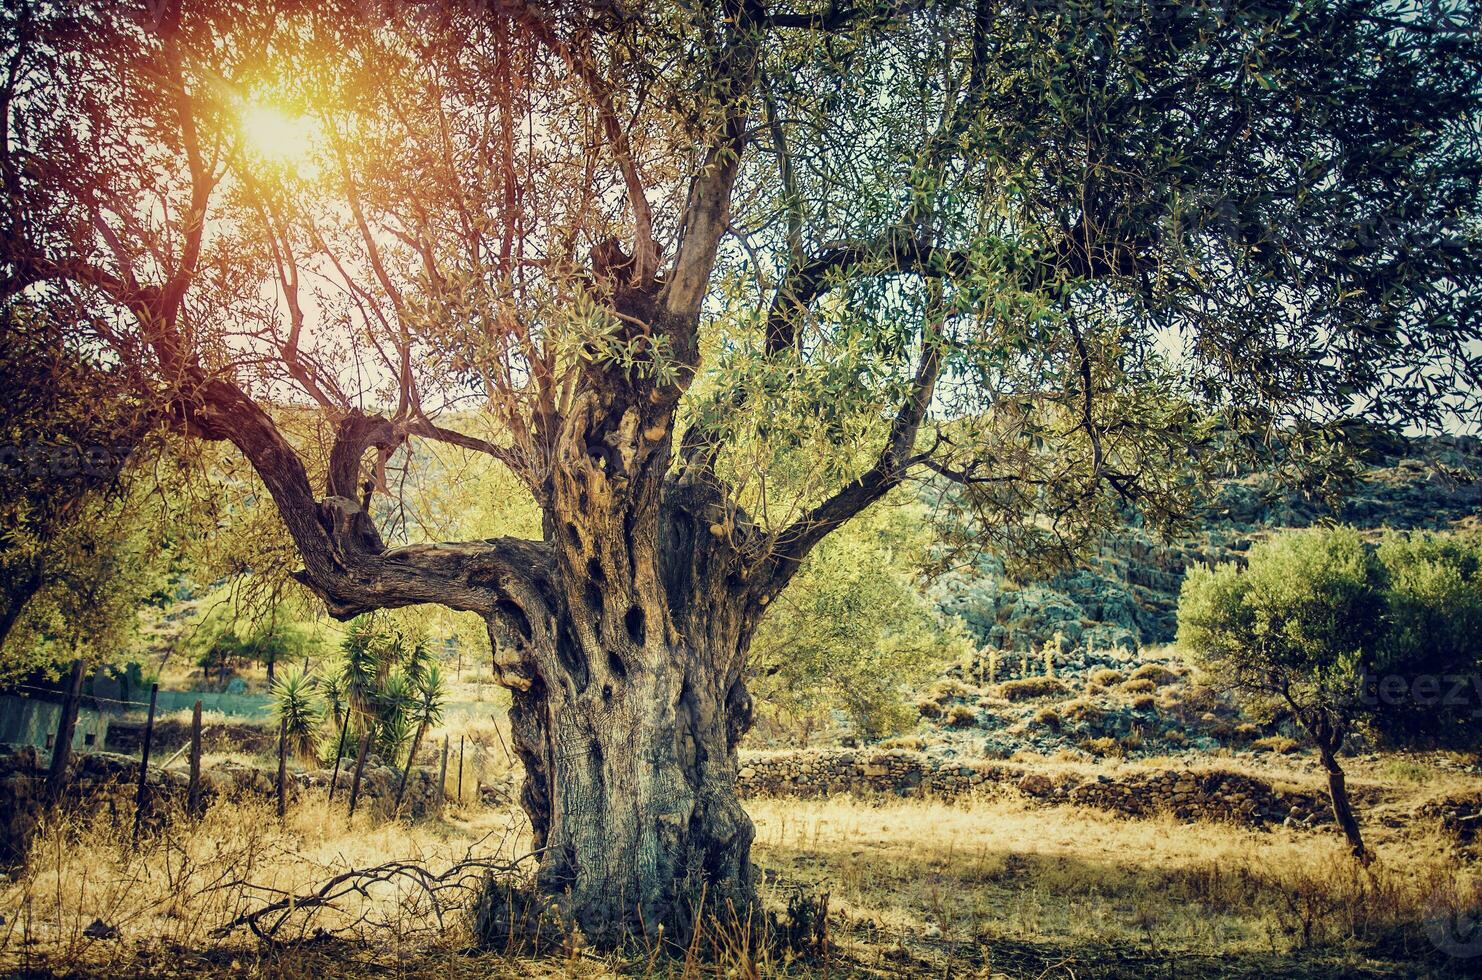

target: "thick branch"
[665,0,764,318]
[763,333,942,592]
[182,378,551,626]
[765,230,970,353]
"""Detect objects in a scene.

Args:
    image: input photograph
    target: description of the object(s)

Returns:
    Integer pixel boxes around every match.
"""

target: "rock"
[1017,774,1054,797]
[83,919,119,940]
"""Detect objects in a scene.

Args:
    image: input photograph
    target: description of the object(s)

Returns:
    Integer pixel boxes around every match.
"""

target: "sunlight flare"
[237,101,321,175]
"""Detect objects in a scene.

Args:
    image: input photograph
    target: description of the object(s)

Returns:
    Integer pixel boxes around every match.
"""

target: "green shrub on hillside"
[996,676,1069,701]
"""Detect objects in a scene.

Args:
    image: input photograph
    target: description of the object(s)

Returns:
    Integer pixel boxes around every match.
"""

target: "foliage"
[750,501,968,743]
[0,305,148,651]
[1177,527,1387,737]
[1178,527,1482,750]
[1371,531,1482,748]
[270,666,324,766]
[1,487,175,685]
[187,587,333,688]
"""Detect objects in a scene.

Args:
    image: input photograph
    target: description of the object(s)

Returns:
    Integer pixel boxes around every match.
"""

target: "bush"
[1082,736,1122,758]
[1253,735,1301,755]
[996,677,1069,701]
[1089,668,1124,687]
[1062,698,1105,725]
[928,678,976,702]
[1033,707,1062,730]
[1129,663,1178,686]
[1120,678,1156,694]
[1131,694,1157,711]
[944,704,978,728]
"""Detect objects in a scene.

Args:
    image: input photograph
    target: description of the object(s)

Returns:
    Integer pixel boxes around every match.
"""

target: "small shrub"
[1121,678,1157,695]
[1083,736,1122,758]
[1380,759,1431,784]
[944,704,979,728]
[879,735,927,752]
[1163,728,1188,746]
[1131,694,1157,711]
[1129,663,1178,686]
[1089,668,1124,687]
[1033,707,1062,730]
[916,698,944,720]
[996,677,1069,702]
[1253,735,1301,755]
[1235,723,1261,740]
[928,678,976,701]
[1062,698,1105,724]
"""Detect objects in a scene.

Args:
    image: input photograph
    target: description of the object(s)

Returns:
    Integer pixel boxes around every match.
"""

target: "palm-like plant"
[271,667,324,767]
[321,668,347,731]
[375,670,414,764]
[341,622,382,732]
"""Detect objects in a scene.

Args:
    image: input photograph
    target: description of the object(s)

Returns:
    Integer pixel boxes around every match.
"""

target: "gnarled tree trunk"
[484,343,766,939]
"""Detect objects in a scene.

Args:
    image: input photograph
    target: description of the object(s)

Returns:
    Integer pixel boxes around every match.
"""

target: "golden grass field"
[2,769,1478,979]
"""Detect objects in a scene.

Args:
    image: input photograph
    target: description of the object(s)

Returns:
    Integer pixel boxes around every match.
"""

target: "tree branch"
[762,324,942,592]
[764,229,971,353]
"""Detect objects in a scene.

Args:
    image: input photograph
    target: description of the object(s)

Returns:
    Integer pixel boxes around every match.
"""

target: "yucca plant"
[401,640,433,689]
[271,667,324,767]
[395,664,447,809]
[341,621,382,730]
[321,668,347,730]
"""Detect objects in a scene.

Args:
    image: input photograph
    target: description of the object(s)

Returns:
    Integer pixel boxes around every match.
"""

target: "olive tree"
[4,0,1480,944]
[1178,527,1482,863]
[1178,527,1386,860]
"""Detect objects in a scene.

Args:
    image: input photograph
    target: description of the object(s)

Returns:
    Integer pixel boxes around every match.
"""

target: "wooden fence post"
[327,710,350,802]
[457,735,464,803]
[276,716,287,821]
[346,731,372,821]
[45,658,86,803]
[131,683,158,844]
[438,736,449,808]
[187,699,203,817]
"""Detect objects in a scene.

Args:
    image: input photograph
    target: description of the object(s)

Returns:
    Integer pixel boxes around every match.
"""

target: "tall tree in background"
[3,0,1479,944]
[0,308,150,649]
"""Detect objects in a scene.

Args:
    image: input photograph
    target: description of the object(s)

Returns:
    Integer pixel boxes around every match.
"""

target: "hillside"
[913,435,1482,764]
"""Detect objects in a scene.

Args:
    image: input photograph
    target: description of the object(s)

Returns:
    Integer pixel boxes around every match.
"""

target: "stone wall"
[1418,792,1482,849]
[0,747,444,863]
[737,749,1339,829]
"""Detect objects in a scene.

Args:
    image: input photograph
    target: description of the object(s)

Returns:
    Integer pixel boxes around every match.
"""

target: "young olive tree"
[1177,527,1386,860]
[4,0,1480,943]
[1178,527,1482,863]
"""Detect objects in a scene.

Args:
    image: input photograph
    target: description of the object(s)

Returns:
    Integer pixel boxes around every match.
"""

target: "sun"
[238,102,322,174]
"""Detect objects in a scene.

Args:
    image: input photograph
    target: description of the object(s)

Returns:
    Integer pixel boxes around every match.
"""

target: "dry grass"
[0,797,528,975]
[747,792,1471,958]
[3,774,1478,977]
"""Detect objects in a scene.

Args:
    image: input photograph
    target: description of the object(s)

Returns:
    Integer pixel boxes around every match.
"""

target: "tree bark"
[485,455,763,944]
[1317,742,1369,864]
